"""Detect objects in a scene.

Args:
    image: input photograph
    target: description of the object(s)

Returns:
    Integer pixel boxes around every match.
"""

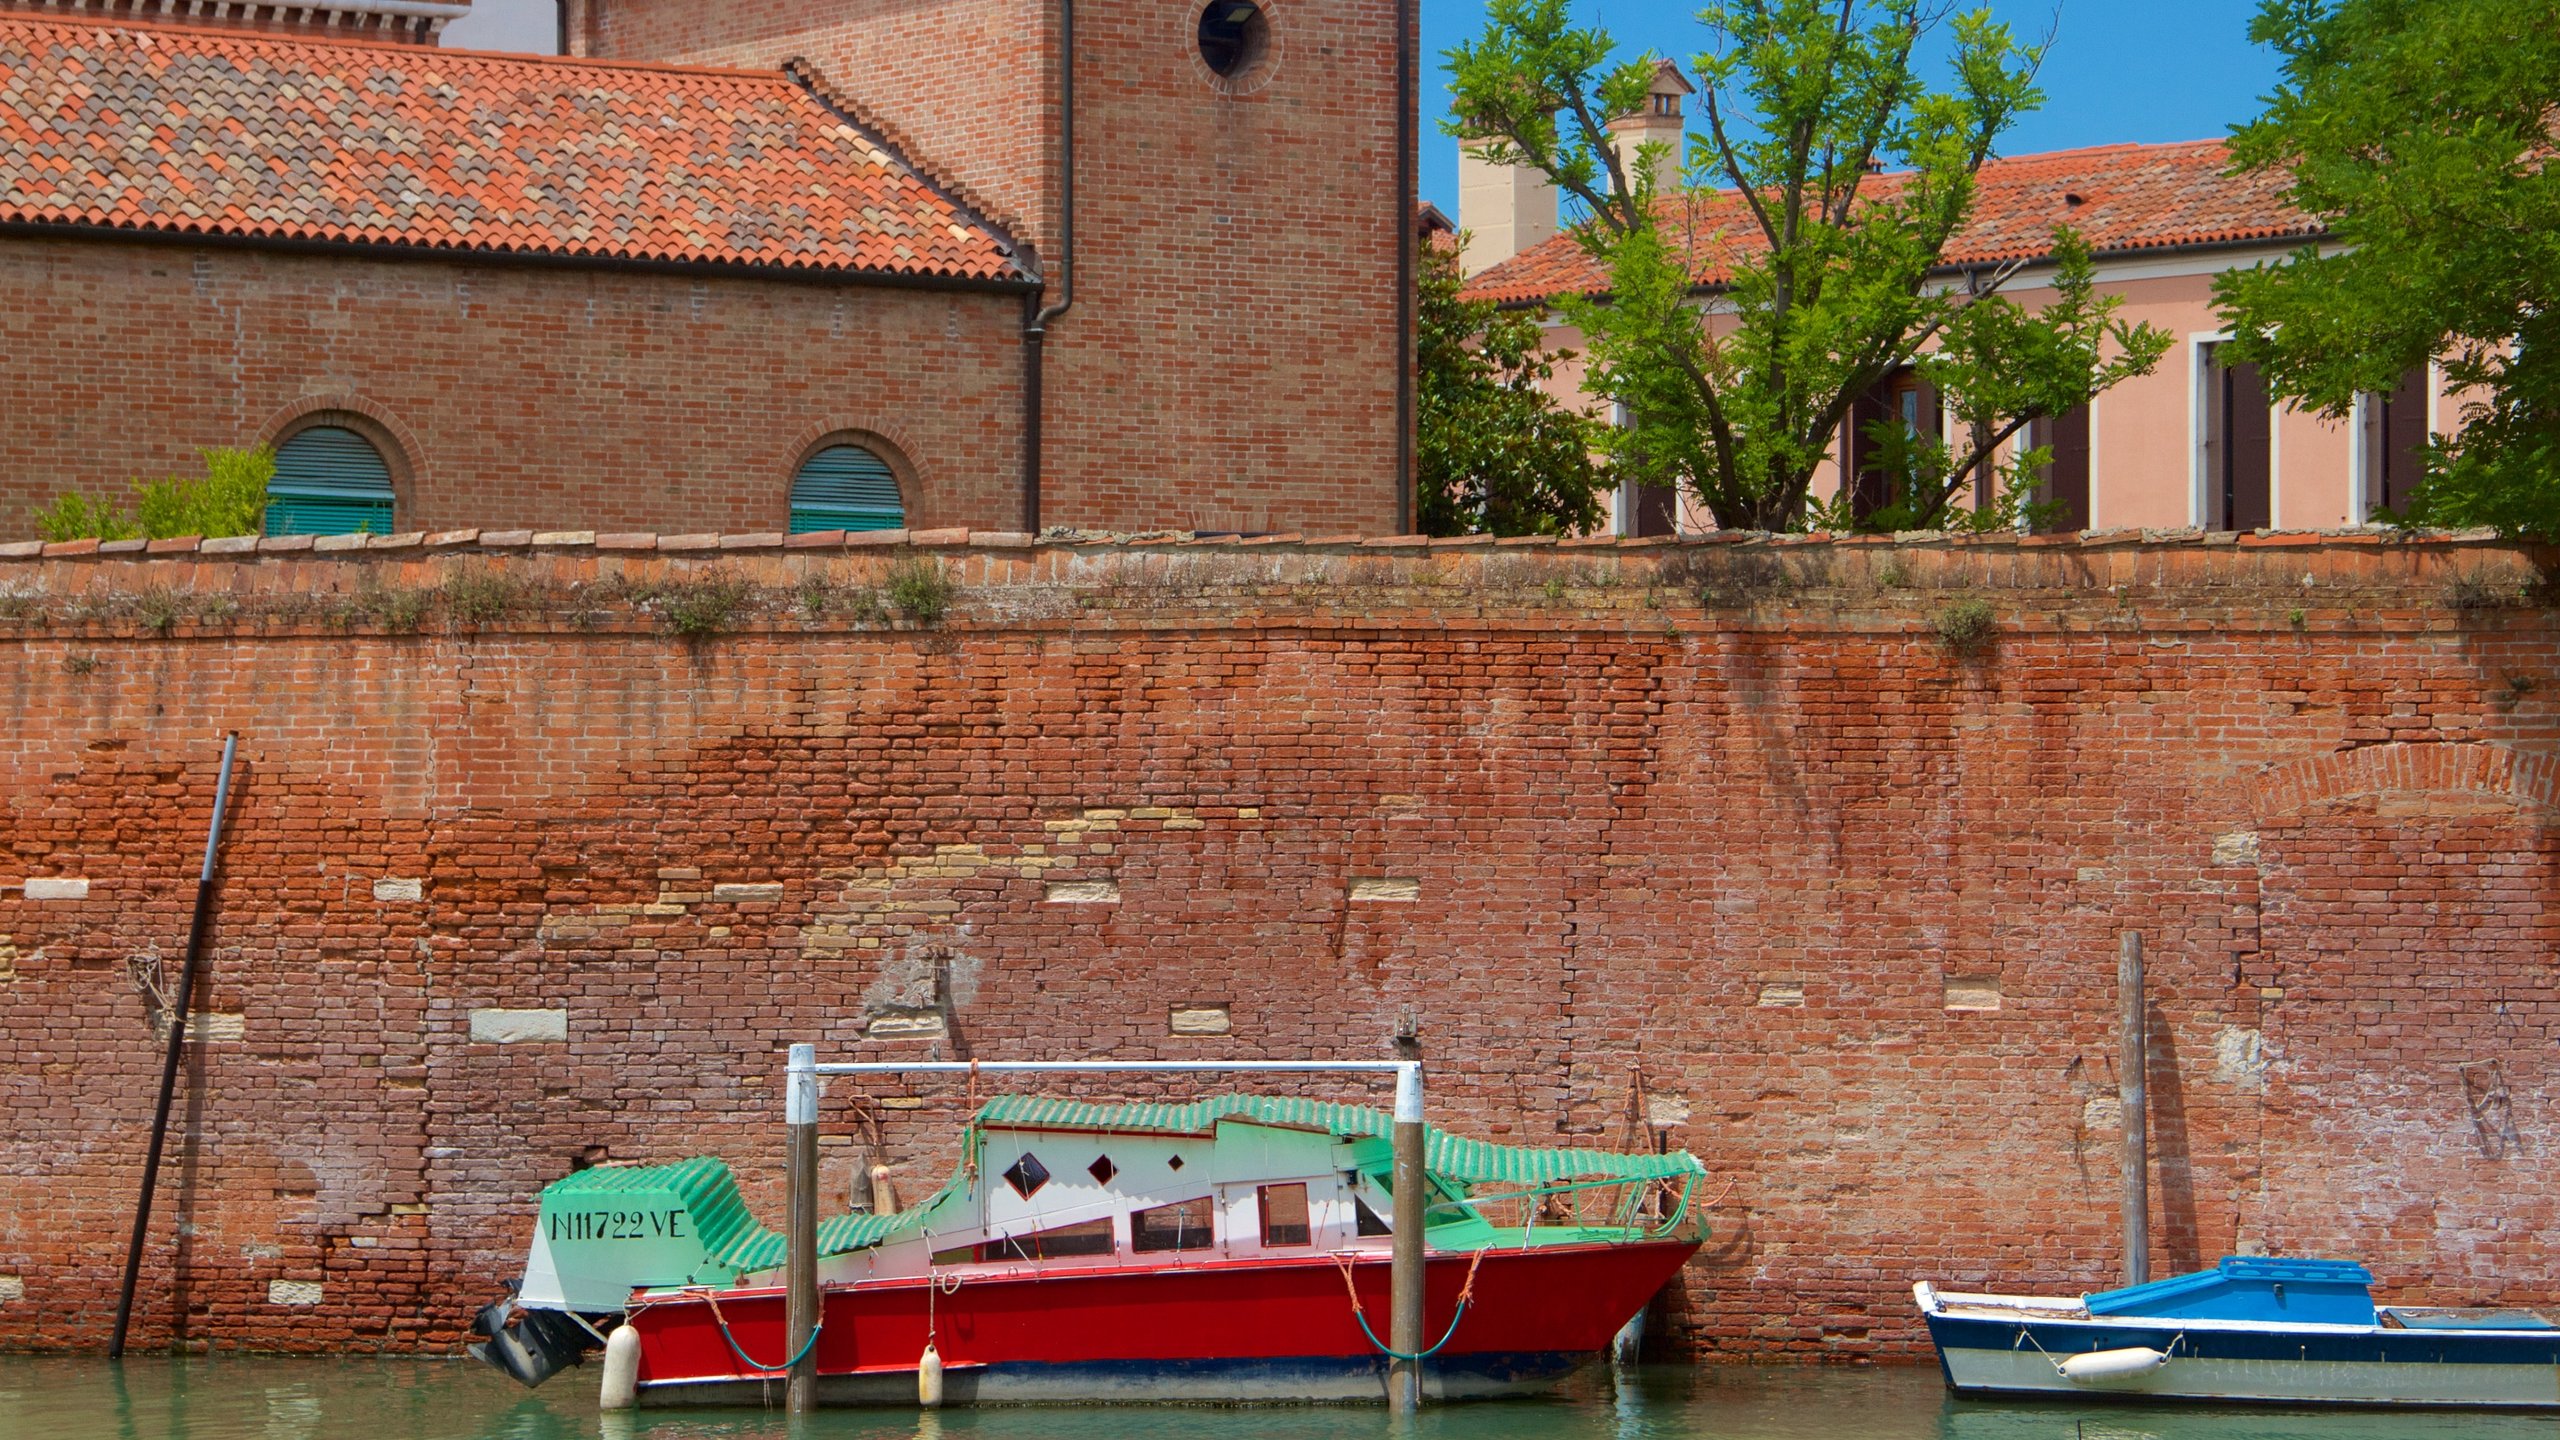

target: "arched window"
[788,443,906,533]
[266,425,397,536]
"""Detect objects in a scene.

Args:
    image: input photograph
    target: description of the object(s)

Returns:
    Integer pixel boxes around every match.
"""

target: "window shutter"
[789,445,906,533]
[266,426,397,536]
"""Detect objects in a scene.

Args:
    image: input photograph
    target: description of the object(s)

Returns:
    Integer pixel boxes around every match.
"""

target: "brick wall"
[0,528,2553,1360]
[0,238,1028,537]
[588,0,1407,535]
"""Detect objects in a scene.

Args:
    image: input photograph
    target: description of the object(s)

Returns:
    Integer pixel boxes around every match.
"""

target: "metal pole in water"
[1388,1038,1426,1413]
[110,732,239,1360]
[2119,931,2148,1288]
[785,1042,820,1414]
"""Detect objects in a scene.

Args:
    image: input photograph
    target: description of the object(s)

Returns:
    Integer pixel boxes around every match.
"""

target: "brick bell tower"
[571,0,1413,536]
[0,0,469,41]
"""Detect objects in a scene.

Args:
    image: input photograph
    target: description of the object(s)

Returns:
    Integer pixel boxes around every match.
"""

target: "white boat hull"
[1939,1340,2560,1409]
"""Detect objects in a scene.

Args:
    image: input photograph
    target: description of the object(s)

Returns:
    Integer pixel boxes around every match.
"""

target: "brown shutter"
[2380,367,2429,513]
[2036,405,2091,533]
[2210,348,2272,532]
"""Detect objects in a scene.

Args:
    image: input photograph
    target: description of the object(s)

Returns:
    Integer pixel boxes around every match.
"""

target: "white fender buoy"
[2059,1346,2170,1383]
[598,1324,642,1410]
[917,1341,945,1408]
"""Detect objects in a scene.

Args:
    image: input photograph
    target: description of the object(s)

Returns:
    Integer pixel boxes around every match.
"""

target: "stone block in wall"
[711,882,784,902]
[1942,977,2002,1012]
[1169,1005,1231,1036]
[266,1280,324,1307]
[469,1008,568,1043]
[373,878,424,902]
[1044,880,1120,904]
[0,1276,20,1304]
[20,877,87,900]
[1348,877,1419,902]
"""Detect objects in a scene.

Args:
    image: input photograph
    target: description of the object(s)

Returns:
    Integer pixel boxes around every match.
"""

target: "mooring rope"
[1336,1248,1489,1362]
[702,1288,823,1373]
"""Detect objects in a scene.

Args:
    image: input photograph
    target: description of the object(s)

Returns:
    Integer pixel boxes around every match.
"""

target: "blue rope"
[1352,1300,1470,1362]
[712,1311,823,1373]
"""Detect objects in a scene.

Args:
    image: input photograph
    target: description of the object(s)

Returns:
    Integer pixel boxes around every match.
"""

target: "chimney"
[1456,138,1560,277]
[1608,61,1693,197]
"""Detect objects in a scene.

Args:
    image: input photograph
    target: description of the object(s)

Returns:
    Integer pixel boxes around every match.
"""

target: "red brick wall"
[1,531,2552,1359]
[588,0,1407,535]
[0,238,1027,537]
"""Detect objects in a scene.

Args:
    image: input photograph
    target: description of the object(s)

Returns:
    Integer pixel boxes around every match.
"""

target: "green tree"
[1417,234,1608,536]
[33,446,273,542]
[1446,0,2166,532]
[2214,0,2560,540]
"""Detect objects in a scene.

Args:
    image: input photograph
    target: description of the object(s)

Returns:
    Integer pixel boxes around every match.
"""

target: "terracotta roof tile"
[0,14,1027,282]
[1463,139,2318,306]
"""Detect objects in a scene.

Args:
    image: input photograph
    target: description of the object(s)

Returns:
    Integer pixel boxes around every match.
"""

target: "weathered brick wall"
[588,0,1408,536]
[0,527,2553,1360]
[0,238,1028,540]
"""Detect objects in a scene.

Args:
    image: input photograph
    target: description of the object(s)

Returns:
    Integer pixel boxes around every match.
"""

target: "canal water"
[5,1358,2559,1440]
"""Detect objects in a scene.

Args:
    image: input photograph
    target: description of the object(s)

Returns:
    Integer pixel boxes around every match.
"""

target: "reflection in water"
[4,1359,2560,1440]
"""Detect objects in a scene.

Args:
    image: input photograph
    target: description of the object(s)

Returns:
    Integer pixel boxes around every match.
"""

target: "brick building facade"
[0,530,2554,1358]
[0,0,1411,540]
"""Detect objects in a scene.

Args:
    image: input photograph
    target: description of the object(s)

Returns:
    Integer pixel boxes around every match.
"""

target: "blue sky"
[1419,0,2286,213]
[446,0,2286,218]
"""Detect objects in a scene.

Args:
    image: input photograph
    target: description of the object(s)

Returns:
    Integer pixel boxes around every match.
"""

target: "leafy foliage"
[33,447,273,542]
[1417,237,1608,536]
[1445,0,2166,532]
[2214,0,2560,540]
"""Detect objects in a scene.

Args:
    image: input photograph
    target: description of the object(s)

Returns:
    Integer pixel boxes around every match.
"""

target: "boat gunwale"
[633,1232,1699,1308]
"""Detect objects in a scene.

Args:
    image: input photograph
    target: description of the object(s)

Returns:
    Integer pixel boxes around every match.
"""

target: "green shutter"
[266,426,396,536]
[789,445,905,533]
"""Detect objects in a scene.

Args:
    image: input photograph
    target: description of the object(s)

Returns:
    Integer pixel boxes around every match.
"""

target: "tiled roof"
[1463,139,2319,305]
[0,15,1027,282]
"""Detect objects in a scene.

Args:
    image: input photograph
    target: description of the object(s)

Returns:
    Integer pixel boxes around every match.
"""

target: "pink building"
[1458,82,2450,537]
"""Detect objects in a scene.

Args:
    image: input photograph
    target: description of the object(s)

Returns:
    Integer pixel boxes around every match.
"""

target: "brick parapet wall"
[2,530,2555,1361]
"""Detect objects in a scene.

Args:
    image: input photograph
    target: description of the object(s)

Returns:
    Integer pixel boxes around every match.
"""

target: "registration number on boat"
[549,1209,688,1242]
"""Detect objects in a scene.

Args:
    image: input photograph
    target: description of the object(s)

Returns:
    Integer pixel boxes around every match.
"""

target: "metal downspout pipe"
[1022,0,1075,535]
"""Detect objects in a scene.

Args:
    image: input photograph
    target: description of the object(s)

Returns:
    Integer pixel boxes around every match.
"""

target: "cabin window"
[1002,1153,1051,1200]
[977,1217,1115,1261]
[1131,1197,1216,1252]
[1354,1195,1393,1236]
[1258,1183,1311,1247]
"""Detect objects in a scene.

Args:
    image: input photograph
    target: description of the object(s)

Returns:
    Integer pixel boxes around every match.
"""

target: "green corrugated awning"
[789,444,905,534]
[969,1094,1704,1186]
[266,425,395,536]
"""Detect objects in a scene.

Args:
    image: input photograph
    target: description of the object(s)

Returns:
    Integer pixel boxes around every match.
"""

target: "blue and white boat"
[1917,1256,2560,1409]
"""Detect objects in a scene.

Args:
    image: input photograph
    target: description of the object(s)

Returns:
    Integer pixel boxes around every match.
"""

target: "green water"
[5,1359,2560,1440]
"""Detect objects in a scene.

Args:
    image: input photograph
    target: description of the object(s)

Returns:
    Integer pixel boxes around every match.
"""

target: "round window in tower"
[1197,0,1269,78]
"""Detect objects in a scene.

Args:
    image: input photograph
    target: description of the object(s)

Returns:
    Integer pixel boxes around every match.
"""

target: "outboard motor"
[468,1283,600,1389]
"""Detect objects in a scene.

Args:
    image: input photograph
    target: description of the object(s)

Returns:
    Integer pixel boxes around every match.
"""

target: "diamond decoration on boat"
[1003,1152,1051,1199]
[1088,1155,1117,1185]
[1167,1154,1185,1171]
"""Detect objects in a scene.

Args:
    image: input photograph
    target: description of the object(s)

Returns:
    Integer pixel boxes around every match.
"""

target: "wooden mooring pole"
[110,731,239,1360]
[784,1042,820,1414]
[2119,931,2148,1288]
[1388,1029,1425,1414]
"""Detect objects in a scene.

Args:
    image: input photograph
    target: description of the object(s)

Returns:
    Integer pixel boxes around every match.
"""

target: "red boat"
[472,1091,1704,1405]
